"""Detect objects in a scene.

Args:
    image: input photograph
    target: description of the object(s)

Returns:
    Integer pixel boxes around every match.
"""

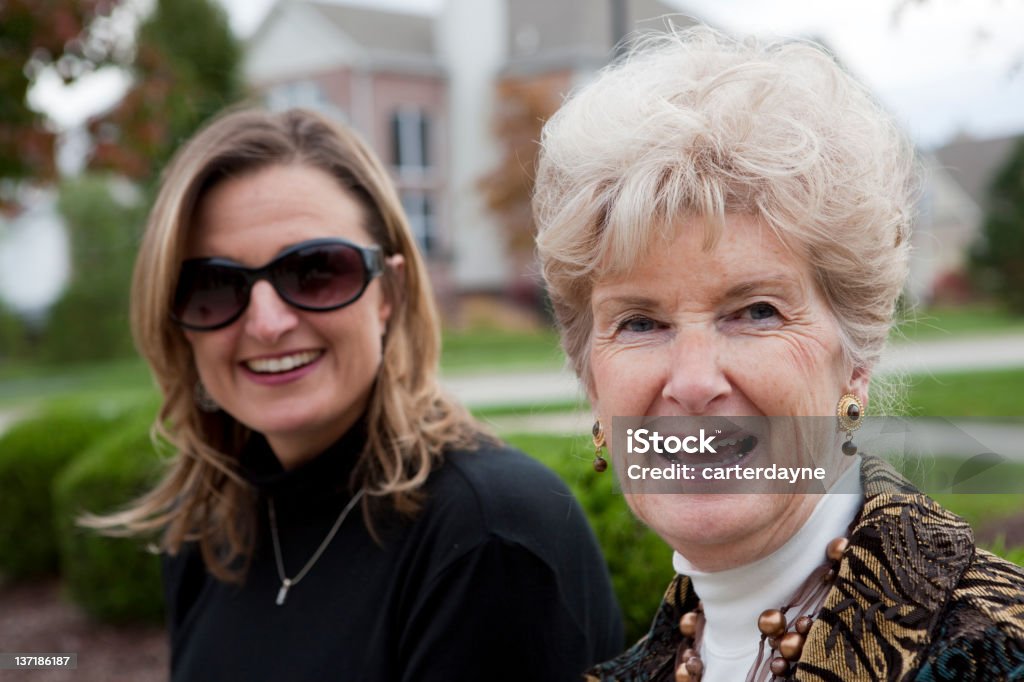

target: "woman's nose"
[661,328,731,414]
[243,280,300,343]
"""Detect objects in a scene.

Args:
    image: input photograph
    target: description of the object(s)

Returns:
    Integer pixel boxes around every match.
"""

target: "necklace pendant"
[276,579,293,606]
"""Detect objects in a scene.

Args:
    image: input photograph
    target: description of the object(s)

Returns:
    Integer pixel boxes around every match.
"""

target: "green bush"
[0,398,139,579]
[53,411,166,623]
[505,433,671,644]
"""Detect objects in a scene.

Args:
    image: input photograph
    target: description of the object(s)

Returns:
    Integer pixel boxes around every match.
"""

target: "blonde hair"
[90,108,478,581]
[534,27,916,407]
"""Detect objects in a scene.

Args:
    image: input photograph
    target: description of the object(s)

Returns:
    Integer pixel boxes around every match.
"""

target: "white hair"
[534,26,917,412]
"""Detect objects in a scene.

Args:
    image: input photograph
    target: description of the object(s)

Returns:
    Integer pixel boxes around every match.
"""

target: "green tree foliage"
[971,137,1024,313]
[88,0,244,181]
[41,174,143,362]
[0,0,121,194]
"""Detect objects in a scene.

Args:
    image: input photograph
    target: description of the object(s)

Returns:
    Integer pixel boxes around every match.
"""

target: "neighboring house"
[244,0,453,299]
[244,0,699,315]
[910,155,984,305]
[915,132,1023,304]
[247,0,986,312]
[935,133,1019,212]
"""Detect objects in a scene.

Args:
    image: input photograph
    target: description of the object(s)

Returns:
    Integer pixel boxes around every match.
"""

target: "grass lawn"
[440,326,563,373]
[893,303,1024,342]
[0,357,153,410]
[0,326,564,409]
[904,367,1024,417]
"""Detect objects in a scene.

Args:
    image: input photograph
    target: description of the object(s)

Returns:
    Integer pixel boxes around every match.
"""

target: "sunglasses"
[171,238,384,331]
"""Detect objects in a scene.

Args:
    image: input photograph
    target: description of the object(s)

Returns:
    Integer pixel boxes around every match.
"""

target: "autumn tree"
[478,74,565,313]
[0,0,122,205]
[88,0,244,182]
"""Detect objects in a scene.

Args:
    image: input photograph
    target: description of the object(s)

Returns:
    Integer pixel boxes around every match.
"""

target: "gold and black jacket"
[587,456,1024,681]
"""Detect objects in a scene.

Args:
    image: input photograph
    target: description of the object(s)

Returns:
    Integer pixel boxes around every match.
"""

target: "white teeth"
[245,350,321,374]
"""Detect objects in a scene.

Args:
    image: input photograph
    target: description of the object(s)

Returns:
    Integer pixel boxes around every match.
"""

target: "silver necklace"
[268,489,365,606]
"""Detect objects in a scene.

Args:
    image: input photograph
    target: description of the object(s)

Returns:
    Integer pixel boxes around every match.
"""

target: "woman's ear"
[848,366,871,409]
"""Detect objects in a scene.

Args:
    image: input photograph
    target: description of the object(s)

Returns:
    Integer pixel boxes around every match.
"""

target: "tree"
[477,75,563,315]
[88,0,244,182]
[971,136,1024,313]
[40,174,143,363]
[0,0,122,199]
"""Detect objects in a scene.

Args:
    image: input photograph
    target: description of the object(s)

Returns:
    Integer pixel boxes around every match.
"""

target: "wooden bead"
[758,608,787,637]
[767,636,780,650]
[826,537,849,562]
[779,632,806,661]
[675,663,692,682]
[769,657,790,676]
[679,611,699,637]
[795,615,813,635]
[685,657,704,676]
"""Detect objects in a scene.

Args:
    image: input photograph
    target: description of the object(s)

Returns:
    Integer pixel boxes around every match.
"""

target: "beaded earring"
[194,381,220,413]
[592,420,608,473]
[836,393,863,456]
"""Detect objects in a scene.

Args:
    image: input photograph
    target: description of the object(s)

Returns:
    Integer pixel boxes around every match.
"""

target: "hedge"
[0,398,142,580]
[505,433,670,645]
[52,410,167,623]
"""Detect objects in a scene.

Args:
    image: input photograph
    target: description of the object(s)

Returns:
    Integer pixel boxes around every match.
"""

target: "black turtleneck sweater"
[162,427,623,681]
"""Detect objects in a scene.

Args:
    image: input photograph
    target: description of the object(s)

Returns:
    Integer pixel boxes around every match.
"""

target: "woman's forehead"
[594,212,805,283]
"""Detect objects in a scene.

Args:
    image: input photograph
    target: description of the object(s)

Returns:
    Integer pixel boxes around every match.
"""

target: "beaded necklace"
[674,536,850,682]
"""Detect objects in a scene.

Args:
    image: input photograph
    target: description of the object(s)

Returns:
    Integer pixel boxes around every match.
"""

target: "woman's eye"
[748,302,779,321]
[619,316,657,333]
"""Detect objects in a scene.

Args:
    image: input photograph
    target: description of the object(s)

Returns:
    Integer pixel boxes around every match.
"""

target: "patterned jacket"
[586,456,1024,681]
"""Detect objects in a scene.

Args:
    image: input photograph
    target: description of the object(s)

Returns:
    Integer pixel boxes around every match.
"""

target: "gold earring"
[836,393,863,456]
[592,420,608,473]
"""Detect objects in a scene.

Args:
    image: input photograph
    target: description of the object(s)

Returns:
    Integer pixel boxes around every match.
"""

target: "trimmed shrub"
[0,398,139,579]
[52,411,167,623]
[505,433,670,644]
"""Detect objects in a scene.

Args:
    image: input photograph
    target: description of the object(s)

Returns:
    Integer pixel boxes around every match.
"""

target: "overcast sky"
[29,0,1024,150]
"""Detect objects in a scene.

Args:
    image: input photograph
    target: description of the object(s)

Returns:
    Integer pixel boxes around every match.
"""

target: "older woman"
[534,28,1024,682]
[93,108,622,680]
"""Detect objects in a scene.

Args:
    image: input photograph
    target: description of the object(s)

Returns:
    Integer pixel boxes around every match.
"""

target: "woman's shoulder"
[947,548,1024,632]
[424,438,584,537]
[916,549,1024,680]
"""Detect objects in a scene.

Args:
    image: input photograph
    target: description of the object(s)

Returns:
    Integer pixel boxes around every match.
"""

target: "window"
[401,190,437,255]
[391,108,430,171]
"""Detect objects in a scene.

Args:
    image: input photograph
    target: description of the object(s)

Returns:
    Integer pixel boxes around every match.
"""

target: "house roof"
[306,1,436,59]
[247,0,441,77]
[503,0,699,76]
[934,133,1020,209]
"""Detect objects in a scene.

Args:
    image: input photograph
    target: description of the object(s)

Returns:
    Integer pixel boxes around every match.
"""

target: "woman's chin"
[626,492,789,554]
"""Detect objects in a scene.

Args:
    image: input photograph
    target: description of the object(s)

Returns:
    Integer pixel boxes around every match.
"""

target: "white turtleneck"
[671,457,863,682]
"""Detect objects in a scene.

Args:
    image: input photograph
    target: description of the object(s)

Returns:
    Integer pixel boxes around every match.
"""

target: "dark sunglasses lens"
[274,243,367,309]
[173,263,249,329]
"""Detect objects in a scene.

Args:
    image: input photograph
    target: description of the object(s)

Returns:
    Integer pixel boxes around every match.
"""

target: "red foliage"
[0,0,121,197]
